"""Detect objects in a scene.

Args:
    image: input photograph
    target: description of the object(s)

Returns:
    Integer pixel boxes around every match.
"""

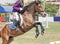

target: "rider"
[12,0,24,30]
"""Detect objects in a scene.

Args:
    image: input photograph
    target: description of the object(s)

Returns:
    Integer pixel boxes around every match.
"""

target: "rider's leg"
[13,12,20,30]
[13,12,19,21]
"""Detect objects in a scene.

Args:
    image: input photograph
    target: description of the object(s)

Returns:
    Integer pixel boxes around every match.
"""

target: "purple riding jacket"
[13,1,23,13]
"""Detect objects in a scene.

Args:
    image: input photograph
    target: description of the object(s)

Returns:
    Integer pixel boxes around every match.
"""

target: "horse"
[0,1,46,44]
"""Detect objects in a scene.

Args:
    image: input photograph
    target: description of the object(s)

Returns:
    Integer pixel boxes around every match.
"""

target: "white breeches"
[9,12,23,26]
[13,12,19,21]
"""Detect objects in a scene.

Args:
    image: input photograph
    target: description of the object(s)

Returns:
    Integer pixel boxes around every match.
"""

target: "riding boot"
[13,19,17,26]
[15,21,20,31]
[13,20,20,30]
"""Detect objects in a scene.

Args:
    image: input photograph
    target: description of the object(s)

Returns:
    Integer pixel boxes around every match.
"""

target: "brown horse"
[0,1,46,44]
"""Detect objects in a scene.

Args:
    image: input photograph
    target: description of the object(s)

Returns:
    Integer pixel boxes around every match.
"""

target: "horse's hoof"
[35,35,38,38]
[41,31,44,36]
[35,32,40,38]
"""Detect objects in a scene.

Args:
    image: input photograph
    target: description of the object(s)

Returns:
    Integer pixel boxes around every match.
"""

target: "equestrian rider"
[12,0,24,30]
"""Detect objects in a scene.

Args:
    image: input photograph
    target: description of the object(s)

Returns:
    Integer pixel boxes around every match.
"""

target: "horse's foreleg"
[34,13,45,35]
[36,22,45,35]
[2,39,9,44]
[34,13,40,38]
[2,32,14,44]
[2,35,9,44]
[1,30,10,44]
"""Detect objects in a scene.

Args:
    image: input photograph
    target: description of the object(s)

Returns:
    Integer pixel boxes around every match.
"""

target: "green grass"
[0,22,60,44]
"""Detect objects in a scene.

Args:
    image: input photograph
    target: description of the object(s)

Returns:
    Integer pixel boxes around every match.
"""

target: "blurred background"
[0,0,60,44]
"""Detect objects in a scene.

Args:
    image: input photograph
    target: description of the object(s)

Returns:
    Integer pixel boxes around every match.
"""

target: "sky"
[0,0,45,4]
[0,0,35,4]
[0,0,17,4]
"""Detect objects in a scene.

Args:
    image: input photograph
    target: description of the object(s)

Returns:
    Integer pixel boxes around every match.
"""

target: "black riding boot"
[13,20,20,30]
[16,21,20,31]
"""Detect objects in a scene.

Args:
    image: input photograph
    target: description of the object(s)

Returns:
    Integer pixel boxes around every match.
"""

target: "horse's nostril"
[42,14,46,17]
[44,14,46,16]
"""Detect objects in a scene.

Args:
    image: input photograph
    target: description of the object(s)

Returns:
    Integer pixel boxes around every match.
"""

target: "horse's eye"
[38,5,40,7]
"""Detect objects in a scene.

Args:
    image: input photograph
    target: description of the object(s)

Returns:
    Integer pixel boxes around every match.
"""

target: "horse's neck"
[23,12,35,24]
[20,3,36,32]
[21,12,35,31]
[27,4,35,14]
[27,8,35,14]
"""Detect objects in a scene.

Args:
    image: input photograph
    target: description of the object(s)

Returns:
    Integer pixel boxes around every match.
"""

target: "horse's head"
[22,1,46,16]
[34,2,46,17]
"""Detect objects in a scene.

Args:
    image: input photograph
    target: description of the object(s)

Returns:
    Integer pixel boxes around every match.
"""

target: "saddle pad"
[9,23,16,29]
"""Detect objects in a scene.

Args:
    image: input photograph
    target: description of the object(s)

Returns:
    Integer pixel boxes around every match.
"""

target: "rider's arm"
[13,2,21,11]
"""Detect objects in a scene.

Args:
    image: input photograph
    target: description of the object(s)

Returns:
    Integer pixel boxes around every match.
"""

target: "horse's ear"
[38,4,41,7]
[38,4,44,8]
[35,1,42,6]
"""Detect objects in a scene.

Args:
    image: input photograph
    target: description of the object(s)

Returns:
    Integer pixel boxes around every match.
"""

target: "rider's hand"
[20,8,23,11]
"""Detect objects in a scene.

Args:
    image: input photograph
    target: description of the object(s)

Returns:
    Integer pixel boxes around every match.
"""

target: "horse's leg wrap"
[39,22,45,35]
[35,25,39,38]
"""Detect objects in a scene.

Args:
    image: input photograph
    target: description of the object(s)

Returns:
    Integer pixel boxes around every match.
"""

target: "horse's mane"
[20,1,41,14]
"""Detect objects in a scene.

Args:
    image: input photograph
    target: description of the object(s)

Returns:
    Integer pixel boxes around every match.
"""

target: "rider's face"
[35,0,39,3]
[19,0,23,2]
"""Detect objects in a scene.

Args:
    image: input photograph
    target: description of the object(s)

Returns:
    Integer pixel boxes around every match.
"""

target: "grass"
[0,22,60,44]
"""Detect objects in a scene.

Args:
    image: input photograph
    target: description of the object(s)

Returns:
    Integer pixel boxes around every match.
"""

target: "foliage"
[45,3,59,16]
[7,3,13,6]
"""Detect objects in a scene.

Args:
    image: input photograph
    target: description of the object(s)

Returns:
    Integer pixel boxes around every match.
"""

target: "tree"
[45,3,59,16]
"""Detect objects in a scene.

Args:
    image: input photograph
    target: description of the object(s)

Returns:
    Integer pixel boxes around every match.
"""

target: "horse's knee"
[2,38,9,44]
[1,33,9,44]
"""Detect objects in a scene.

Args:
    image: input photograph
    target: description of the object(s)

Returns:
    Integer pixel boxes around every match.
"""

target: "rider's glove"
[20,8,23,11]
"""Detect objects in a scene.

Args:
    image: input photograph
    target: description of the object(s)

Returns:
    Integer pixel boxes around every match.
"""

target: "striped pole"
[50,41,60,44]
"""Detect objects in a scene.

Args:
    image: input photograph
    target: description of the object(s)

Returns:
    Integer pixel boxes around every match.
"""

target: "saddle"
[9,13,24,30]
